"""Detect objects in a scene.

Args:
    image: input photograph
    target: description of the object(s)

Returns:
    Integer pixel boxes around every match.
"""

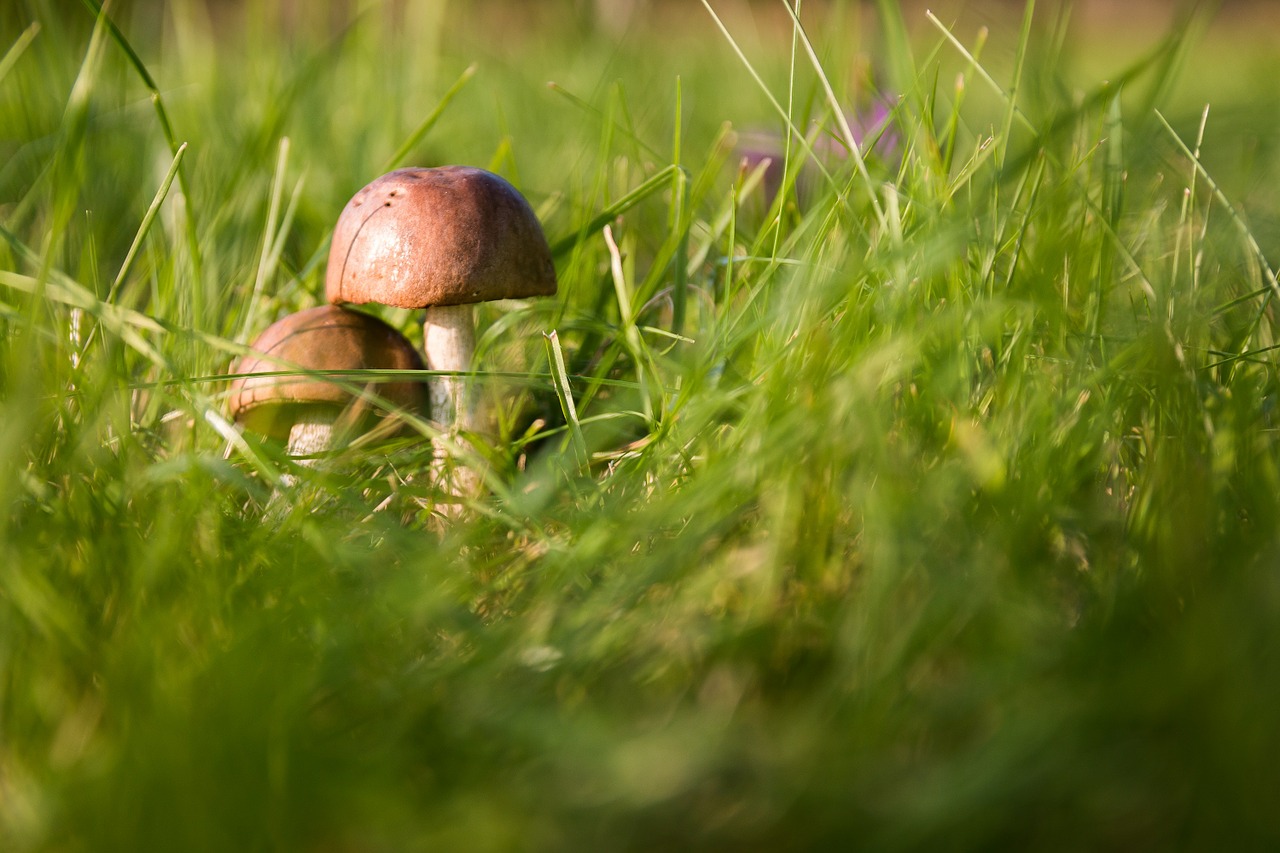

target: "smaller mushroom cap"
[228,305,427,441]
[325,166,557,309]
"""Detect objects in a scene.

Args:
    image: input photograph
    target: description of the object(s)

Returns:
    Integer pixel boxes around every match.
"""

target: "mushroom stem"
[423,303,478,431]
[285,409,339,459]
[272,409,339,502]
[423,304,485,511]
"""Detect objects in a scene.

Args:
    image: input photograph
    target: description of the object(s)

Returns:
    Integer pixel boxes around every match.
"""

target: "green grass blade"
[381,62,477,173]
[670,77,688,336]
[1156,109,1279,303]
[80,0,204,324]
[997,0,1036,170]
[546,81,665,163]
[700,0,837,194]
[927,10,1037,135]
[781,1,886,231]
[0,21,39,87]
[544,329,588,473]
[549,164,680,258]
[108,142,187,305]
[874,0,916,101]
[237,137,293,343]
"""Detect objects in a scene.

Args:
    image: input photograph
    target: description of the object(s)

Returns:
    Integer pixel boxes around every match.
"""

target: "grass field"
[4,0,1280,849]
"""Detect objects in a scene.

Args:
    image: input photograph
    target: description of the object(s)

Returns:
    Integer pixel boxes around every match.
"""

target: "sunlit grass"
[3,0,1280,849]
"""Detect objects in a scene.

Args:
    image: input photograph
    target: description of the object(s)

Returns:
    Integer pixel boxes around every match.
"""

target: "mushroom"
[228,304,428,459]
[324,166,557,434]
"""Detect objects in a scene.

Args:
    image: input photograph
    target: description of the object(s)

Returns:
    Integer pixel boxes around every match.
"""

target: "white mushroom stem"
[285,408,338,459]
[423,303,478,432]
[422,304,485,511]
[271,408,339,502]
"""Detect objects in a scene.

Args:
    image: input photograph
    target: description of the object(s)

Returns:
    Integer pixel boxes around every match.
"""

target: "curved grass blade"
[381,62,477,174]
[0,21,39,87]
[108,142,187,305]
[781,1,886,231]
[548,164,680,259]
[80,0,204,321]
[544,330,589,473]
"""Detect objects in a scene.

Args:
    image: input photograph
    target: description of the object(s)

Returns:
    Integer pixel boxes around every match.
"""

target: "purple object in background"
[735,90,901,214]
[842,95,902,163]
[736,130,788,209]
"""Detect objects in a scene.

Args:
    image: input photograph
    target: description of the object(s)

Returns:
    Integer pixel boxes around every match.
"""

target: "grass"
[3,0,1280,849]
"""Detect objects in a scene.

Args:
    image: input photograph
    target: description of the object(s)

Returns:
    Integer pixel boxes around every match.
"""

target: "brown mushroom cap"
[228,305,427,441]
[325,166,558,309]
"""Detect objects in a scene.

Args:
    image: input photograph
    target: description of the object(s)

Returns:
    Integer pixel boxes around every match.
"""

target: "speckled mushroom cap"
[228,305,427,440]
[325,166,558,309]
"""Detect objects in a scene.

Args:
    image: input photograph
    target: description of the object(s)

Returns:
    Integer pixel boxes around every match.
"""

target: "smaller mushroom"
[228,305,428,460]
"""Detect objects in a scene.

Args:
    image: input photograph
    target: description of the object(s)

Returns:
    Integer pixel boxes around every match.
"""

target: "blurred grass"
[4,0,1280,850]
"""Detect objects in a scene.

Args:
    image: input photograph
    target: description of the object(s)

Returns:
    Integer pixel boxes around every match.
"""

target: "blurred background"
[7,0,1279,278]
[6,0,1280,370]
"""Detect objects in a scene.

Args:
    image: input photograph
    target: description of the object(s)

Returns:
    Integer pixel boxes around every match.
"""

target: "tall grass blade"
[927,10,1036,135]
[781,1,886,230]
[1156,109,1280,303]
[701,0,836,194]
[81,0,204,324]
[237,137,293,343]
[546,81,665,162]
[997,0,1036,170]
[381,63,478,173]
[873,0,915,101]
[603,224,652,422]
[108,142,187,305]
[670,77,689,336]
[0,21,39,87]
[544,330,588,473]
[549,165,680,258]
